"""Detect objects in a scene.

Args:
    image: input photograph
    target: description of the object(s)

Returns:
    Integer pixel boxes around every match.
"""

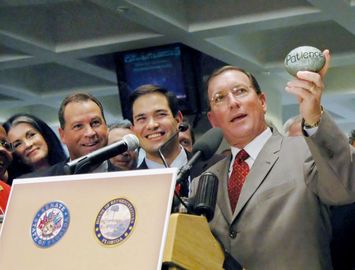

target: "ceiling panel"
[0,0,354,136]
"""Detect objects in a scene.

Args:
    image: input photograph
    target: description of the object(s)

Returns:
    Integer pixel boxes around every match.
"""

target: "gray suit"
[192,112,355,270]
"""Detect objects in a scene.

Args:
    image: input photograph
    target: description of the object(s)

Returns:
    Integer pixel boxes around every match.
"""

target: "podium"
[163,213,225,270]
[0,169,179,270]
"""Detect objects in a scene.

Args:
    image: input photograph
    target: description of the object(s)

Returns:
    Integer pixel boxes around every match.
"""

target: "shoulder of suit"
[190,154,226,178]
[18,161,67,178]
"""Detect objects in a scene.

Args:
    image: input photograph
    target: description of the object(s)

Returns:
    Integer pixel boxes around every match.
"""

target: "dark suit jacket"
[20,160,118,178]
[331,203,355,270]
[191,112,355,270]
[138,150,223,197]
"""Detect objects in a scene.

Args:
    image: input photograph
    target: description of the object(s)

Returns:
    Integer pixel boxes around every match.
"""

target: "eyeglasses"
[0,139,14,152]
[210,85,252,106]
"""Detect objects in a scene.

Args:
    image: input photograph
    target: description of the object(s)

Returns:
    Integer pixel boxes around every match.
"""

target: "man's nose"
[227,92,241,108]
[146,117,159,129]
[84,125,96,136]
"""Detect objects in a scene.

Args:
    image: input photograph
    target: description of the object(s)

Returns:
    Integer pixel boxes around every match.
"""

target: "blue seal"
[95,198,136,246]
[31,201,70,248]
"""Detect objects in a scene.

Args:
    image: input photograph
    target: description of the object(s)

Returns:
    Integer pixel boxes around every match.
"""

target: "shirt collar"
[231,127,272,163]
[145,146,188,169]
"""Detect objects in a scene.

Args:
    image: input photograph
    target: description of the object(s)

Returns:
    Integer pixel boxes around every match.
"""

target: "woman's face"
[8,122,49,169]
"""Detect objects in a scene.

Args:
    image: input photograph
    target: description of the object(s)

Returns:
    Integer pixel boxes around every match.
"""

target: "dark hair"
[128,84,180,123]
[58,92,106,129]
[350,129,355,145]
[108,120,132,131]
[4,113,67,180]
[206,65,261,93]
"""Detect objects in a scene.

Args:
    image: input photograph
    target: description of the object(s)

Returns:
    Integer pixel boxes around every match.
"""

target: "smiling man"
[58,93,108,161]
[129,84,222,197]
[129,85,184,169]
[23,93,117,177]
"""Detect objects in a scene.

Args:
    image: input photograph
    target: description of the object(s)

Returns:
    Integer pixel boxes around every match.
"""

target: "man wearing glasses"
[191,50,355,269]
[0,125,13,213]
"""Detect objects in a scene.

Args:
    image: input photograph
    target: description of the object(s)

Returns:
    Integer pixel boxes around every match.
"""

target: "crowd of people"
[0,49,355,269]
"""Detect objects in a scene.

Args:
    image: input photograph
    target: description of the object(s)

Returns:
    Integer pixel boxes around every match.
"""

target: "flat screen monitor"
[116,43,199,119]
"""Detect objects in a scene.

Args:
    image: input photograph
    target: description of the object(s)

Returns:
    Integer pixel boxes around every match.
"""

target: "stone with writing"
[284,46,325,76]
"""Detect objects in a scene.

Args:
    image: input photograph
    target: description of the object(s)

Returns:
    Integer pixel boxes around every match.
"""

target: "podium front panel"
[0,169,177,270]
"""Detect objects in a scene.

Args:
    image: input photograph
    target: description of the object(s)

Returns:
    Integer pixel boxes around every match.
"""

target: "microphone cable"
[156,122,190,211]
[158,122,189,168]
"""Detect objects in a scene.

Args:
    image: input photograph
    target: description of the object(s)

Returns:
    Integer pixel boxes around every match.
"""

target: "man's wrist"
[303,106,324,128]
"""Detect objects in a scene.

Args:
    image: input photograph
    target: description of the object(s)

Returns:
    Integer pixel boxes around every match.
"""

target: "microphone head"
[178,122,189,132]
[122,134,140,151]
[193,172,219,222]
[192,128,223,161]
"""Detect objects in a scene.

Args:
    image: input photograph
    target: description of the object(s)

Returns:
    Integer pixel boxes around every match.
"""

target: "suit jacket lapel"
[137,159,148,169]
[232,129,283,221]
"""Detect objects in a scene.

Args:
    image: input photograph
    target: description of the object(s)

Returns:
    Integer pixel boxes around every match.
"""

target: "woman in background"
[4,113,67,182]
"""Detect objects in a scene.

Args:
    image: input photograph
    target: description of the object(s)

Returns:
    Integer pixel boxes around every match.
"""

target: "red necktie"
[228,149,249,213]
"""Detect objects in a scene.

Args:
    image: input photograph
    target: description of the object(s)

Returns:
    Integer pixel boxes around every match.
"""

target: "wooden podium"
[163,213,224,270]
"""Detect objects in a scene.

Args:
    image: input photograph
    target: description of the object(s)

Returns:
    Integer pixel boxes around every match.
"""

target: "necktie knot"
[235,149,249,164]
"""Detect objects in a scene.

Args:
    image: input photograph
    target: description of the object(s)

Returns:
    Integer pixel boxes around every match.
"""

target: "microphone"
[174,172,219,220]
[176,127,223,185]
[158,122,189,167]
[193,172,219,222]
[171,127,222,212]
[63,134,140,175]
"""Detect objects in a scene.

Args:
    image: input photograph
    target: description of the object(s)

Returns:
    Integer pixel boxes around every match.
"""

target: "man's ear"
[175,111,183,124]
[259,92,267,113]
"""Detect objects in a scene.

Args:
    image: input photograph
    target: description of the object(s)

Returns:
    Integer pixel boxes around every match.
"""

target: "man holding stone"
[191,49,355,269]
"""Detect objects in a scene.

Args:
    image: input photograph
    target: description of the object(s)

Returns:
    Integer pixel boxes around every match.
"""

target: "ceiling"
[0,0,354,137]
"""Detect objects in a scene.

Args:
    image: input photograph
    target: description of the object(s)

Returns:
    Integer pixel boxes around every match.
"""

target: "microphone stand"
[157,123,190,212]
[158,123,188,168]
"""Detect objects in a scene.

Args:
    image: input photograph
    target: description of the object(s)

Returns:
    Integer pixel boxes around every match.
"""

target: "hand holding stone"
[284,46,325,76]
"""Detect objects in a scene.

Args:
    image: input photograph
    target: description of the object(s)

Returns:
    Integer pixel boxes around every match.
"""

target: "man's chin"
[142,145,161,154]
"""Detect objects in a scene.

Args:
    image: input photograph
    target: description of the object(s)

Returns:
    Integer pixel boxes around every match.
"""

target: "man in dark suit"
[24,92,116,177]
[191,50,355,269]
[128,84,222,196]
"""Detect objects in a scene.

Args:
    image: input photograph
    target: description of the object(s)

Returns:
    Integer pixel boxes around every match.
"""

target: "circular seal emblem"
[31,201,70,248]
[95,198,136,246]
